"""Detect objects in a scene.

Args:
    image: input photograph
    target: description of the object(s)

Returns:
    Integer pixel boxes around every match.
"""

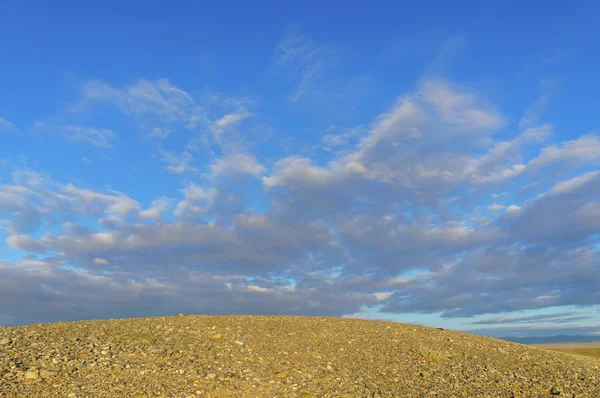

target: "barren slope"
[1,315,599,397]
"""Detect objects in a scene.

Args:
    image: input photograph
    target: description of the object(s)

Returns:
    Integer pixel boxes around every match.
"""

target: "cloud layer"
[1,49,599,332]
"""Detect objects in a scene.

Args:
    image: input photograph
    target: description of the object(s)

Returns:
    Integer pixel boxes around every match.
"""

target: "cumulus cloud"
[173,183,214,218]
[138,197,172,220]
[209,153,266,179]
[2,70,600,332]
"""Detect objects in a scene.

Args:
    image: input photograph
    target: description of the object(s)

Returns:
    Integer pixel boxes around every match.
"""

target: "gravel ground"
[1,315,599,397]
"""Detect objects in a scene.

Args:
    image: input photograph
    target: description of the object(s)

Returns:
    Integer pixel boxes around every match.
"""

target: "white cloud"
[212,112,252,130]
[61,125,117,148]
[518,78,556,130]
[321,126,367,149]
[3,70,600,329]
[549,171,600,195]
[208,112,255,152]
[529,135,600,169]
[20,260,51,268]
[161,151,197,174]
[7,234,45,252]
[63,183,140,219]
[82,78,195,121]
[209,153,266,179]
[138,197,171,220]
[421,79,504,131]
[146,127,172,139]
[272,25,336,102]
[173,183,214,218]
[263,157,335,190]
[462,124,552,184]
[488,203,505,211]
[0,116,17,133]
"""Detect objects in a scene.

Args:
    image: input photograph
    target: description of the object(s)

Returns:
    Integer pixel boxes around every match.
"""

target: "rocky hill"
[1,315,598,397]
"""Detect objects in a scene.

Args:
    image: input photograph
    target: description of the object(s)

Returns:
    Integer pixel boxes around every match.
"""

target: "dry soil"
[1,315,599,397]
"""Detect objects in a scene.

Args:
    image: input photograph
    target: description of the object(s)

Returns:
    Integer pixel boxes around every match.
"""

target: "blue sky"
[1,1,599,338]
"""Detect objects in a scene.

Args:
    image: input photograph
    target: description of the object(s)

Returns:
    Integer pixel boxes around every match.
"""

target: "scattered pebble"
[0,315,598,397]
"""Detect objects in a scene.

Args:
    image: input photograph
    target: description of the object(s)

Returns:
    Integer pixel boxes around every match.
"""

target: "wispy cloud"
[80,78,196,122]
[212,112,253,130]
[421,79,504,131]
[0,116,18,133]
[272,24,337,102]
[518,78,557,130]
[471,312,592,325]
[61,125,117,148]
[74,78,208,142]
[161,151,198,174]
[321,125,367,150]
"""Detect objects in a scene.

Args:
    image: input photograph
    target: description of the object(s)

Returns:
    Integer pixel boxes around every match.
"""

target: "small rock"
[0,338,11,345]
[550,386,563,395]
[40,369,58,379]
[211,334,223,340]
[364,380,377,391]
[24,371,39,380]
[206,373,217,380]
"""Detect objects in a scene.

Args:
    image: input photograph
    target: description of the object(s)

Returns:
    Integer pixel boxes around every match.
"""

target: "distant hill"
[500,334,600,345]
[1,315,599,397]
